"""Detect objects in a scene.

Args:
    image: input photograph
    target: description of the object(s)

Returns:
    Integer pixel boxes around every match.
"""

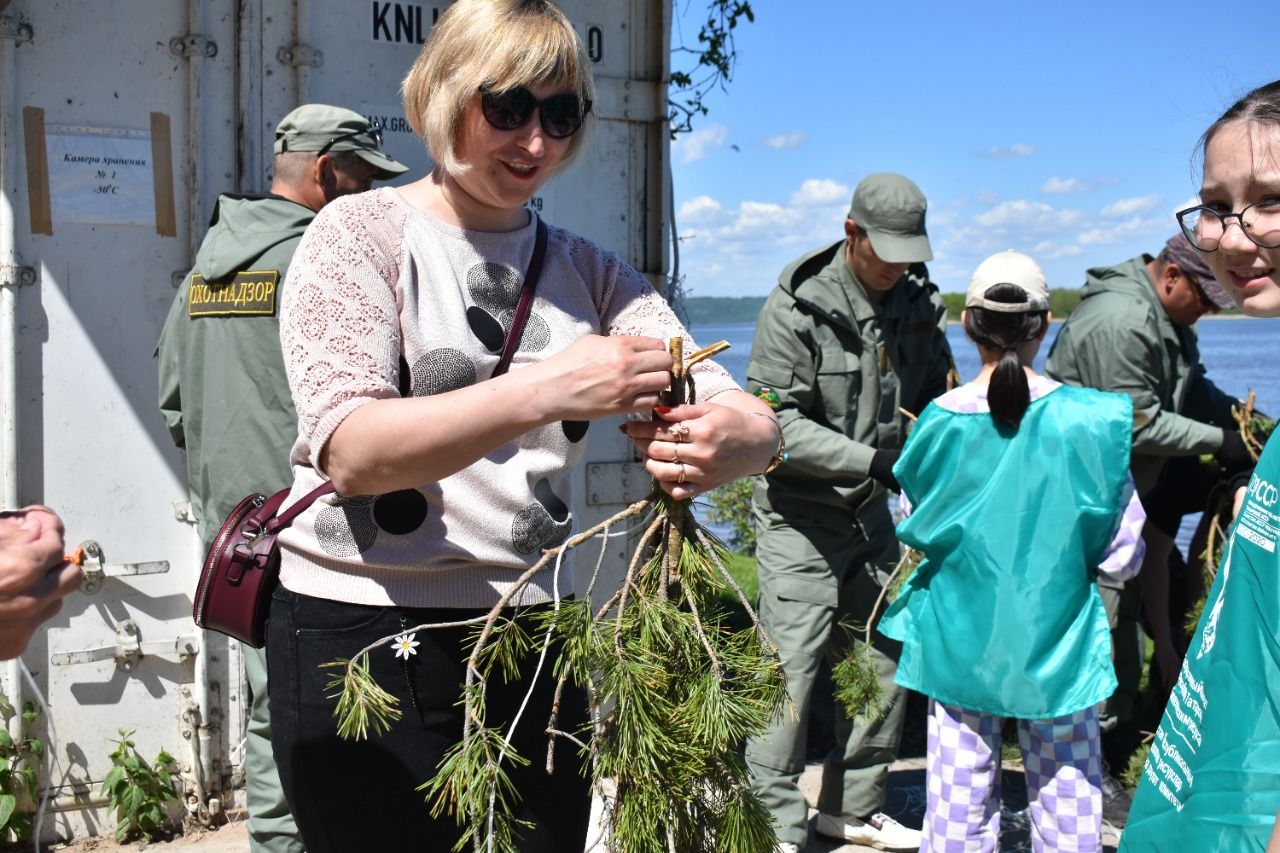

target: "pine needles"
[321,338,788,851]
[830,547,920,721]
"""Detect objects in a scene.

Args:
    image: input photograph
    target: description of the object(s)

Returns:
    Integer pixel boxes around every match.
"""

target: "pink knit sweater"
[274,187,737,608]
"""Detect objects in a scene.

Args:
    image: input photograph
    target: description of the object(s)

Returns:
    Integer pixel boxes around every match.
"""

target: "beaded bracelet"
[749,411,788,474]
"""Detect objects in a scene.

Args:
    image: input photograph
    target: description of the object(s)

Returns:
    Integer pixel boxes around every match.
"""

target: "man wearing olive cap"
[158,104,406,852]
[745,173,953,851]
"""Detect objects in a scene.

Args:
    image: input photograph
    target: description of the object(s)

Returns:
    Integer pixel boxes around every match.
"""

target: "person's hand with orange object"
[0,506,80,659]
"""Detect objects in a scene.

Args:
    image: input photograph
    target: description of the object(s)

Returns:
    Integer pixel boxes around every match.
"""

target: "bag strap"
[265,217,550,532]
[494,217,548,377]
[267,479,336,533]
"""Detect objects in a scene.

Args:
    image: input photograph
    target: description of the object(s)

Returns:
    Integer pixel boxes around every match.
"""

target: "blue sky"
[667,0,1276,297]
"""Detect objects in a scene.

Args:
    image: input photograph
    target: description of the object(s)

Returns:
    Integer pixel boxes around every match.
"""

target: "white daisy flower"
[392,632,420,660]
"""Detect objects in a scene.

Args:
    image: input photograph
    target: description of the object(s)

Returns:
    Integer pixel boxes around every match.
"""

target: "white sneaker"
[814,811,921,851]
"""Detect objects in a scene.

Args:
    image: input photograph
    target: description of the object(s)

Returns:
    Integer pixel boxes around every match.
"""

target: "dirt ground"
[38,760,1121,852]
[44,813,249,853]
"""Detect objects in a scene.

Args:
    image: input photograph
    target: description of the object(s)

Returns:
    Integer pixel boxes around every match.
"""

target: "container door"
[1,0,240,839]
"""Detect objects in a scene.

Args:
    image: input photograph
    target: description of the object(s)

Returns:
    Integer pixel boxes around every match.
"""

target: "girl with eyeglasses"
[1120,79,1280,853]
[262,1,781,850]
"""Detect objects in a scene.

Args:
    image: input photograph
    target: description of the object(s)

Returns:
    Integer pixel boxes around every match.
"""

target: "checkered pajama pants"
[921,699,1103,852]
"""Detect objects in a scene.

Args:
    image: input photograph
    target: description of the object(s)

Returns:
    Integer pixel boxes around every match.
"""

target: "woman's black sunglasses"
[480,86,591,139]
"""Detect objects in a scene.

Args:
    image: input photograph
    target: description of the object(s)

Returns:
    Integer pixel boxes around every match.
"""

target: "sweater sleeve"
[279,193,406,473]
[569,229,739,400]
[1096,475,1147,582]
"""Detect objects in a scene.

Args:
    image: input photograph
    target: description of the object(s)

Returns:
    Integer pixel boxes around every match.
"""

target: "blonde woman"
[263,1,780,850]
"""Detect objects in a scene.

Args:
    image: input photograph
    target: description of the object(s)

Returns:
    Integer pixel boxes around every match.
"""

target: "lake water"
[689,316,1280,554]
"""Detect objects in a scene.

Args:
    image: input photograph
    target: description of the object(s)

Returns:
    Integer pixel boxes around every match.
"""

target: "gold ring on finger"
[673,423,690,442]
[672,444,681,465]
[677,463,686,484]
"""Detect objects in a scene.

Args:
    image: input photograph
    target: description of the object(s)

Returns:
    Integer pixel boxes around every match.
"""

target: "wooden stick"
[685,339,730,368]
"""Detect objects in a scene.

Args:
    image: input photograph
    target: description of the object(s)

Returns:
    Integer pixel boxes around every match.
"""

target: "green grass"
[715,552,759,631]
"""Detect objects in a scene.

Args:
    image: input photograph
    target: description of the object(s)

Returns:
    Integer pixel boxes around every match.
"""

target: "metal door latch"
[170,34,217,59]
[72,540,170,596]
[50,619,200,672]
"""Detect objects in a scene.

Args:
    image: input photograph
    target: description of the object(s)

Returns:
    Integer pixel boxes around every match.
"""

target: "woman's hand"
[622,393,779,500]
[528,335,674,422]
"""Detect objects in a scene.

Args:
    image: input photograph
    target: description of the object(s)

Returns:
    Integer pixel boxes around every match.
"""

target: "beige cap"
[965,250,1051,312]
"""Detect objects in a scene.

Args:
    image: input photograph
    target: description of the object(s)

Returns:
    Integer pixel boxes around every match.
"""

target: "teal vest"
[879,384,1132,718]
[1122,438,1280,851]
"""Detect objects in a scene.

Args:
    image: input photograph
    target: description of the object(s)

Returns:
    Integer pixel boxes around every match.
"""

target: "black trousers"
[1143,454,1222,537]
[266,588,591,852]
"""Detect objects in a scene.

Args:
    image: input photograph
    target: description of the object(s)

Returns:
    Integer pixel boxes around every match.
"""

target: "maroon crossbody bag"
[193,219,549,646]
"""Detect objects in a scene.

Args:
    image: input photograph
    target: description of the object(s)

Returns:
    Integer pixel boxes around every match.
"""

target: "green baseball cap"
[847,173,933,263]
[273,104,408,179]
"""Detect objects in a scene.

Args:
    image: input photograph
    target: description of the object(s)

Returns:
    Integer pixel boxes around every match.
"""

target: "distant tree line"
[682,291,1086,325]
[939,289,1082,320]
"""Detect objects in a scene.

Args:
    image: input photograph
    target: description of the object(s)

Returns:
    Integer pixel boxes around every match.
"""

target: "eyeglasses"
[1176,200,1280,252]
[479,86,591,139]
[317,125,383,157]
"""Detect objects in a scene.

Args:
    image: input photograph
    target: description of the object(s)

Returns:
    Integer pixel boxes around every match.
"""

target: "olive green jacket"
[747,239,952,519]
[157,193,314,543]
[1044,254,1237,496]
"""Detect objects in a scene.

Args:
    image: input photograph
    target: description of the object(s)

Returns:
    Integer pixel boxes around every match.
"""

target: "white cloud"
[1042,177,1087,194]
[980,143,1035,160]
[1101,194,1162,217]
[939,200,1084,261]
[972,200,1081,230]
[788,179,851,207]
[673,178,854,297]
[762,131,806,150]
[1077,214,1168,246]
[672,123,729,165]
[677,195,724,226]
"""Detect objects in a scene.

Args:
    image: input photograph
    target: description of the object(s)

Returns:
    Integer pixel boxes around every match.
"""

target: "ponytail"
[988,347,1030,428]
[962,283,1046,430]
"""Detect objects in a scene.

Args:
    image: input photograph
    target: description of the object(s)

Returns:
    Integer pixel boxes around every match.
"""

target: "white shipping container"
[0,0,671,842]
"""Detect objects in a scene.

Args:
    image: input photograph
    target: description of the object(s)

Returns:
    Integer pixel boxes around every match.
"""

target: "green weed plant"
[102,729,179,843]
[0,694,42,844]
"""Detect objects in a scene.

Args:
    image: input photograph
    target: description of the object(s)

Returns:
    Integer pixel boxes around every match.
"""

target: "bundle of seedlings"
[831,402,928,721]
[831,546,920,721]
[323,337,788,853]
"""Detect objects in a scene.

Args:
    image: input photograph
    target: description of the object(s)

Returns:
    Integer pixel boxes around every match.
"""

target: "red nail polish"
[654,406,673,415]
